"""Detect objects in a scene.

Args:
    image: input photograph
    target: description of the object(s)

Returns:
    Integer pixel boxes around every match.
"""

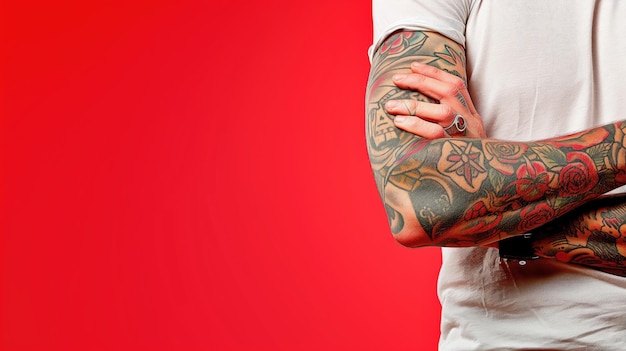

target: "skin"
[388,61,485,139]
[531,195,626,276]
[375,32,626,276]
[366,30,626,259]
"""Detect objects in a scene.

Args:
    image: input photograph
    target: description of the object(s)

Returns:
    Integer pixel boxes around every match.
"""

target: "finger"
[409,62,479,115]
[393,115,446,139]
[392,73,453,102]
[385,100,455,122]
[409,62,462,85]
[392,73,470,119]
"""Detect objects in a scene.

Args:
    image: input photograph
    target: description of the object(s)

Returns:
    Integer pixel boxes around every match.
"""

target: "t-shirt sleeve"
[369,0,473,61]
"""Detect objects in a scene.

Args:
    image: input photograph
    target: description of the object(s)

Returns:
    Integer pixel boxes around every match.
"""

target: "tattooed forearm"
[366,30,626,247]
[532,195,626,276]
[393,128,626,246]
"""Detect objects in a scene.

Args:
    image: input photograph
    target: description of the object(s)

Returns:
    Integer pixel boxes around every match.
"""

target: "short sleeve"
[369,0,473,61]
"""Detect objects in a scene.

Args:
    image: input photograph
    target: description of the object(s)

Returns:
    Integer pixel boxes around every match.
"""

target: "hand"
[385,62,486,139]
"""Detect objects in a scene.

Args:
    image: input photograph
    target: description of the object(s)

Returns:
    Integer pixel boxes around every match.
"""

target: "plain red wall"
[1,0,442,350]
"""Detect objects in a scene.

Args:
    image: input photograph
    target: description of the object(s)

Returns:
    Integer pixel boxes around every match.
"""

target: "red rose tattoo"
[464,200,503,233]
[513,161,552,202]
[518,203,556,233]
[558,152,599,197]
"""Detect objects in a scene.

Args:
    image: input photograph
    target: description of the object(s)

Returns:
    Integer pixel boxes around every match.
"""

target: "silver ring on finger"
[444,114,467,136]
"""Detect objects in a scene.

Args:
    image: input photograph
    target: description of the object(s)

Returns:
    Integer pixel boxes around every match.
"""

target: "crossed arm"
[366,30,626,273]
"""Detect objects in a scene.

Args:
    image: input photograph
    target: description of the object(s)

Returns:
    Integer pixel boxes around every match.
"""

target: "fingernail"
[411,62,423,68]
[393,74,405,82]
[394,116,406,124]
[386,101,399,109]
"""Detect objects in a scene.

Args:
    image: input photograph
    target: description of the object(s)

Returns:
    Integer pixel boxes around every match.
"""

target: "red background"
[1,1,441,350]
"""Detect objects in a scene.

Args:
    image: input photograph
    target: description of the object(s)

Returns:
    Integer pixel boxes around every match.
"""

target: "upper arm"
[366,30,469,247]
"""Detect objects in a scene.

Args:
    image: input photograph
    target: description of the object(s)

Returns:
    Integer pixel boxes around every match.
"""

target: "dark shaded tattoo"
[366,30,626,248]
[367,31,466,197]
[456,92,468,109]
[385,204,404,235]
[532,195,626,276]
[385,127,626,244]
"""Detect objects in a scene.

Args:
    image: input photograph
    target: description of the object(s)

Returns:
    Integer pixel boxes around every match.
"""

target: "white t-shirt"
[370,1,626,350]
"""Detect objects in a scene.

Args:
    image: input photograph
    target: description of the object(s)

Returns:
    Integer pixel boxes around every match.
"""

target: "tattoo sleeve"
[366,30,626,247]
[532,195,626,276]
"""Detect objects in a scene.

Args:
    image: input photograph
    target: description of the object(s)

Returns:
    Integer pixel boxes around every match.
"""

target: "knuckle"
[425,65,439,75]
[452,77,466,90]
[406,116,422,128]
[440,75,465,97]
[409,100,421,113]
[441,104,455,118]
[444,83,461,98]
[414,73,427,85]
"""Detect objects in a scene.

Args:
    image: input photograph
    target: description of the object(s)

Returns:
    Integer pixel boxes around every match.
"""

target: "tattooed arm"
[366,30,626,248]
[531,195,626,275]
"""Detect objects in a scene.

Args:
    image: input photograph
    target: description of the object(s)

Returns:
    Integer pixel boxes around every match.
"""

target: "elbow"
[393,225,432,248]
[386,207,462,248]
[382,181,466,248]
[382,194,433,248]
